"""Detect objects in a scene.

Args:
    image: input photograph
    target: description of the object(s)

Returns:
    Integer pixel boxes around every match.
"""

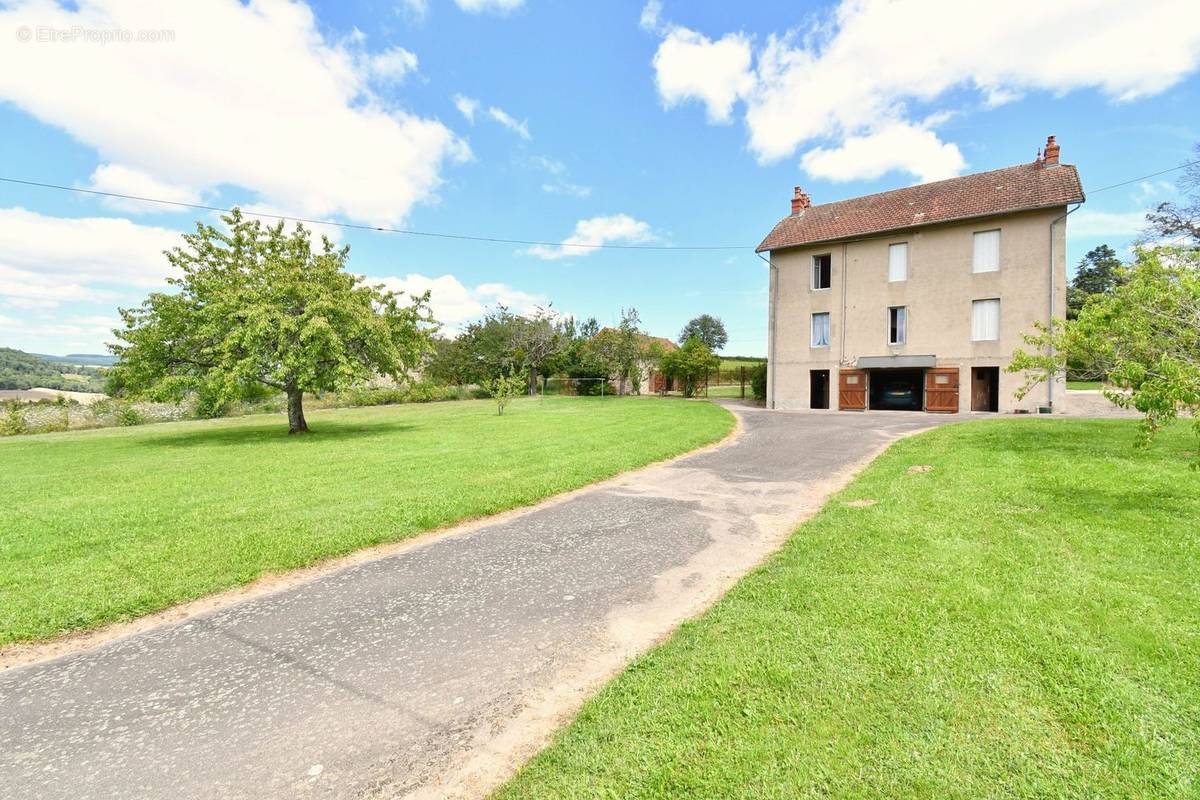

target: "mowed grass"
[498,419,1200,799]
[1068,380,1104,390]
[0,396,733,647]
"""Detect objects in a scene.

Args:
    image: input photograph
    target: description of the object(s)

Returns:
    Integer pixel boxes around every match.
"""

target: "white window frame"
[811,312,831,348]
[811,253,832,291]
[888,306,907,346]
[972,229,1001,273]
[888,242,908,282]
[971,298,1001,341]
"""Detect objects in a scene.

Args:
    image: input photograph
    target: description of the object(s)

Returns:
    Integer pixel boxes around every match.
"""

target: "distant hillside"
[0,348,107,392]
[31,352,118,367]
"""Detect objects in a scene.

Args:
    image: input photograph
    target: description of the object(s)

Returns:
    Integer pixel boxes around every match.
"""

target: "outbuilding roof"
[756,161,1084,253]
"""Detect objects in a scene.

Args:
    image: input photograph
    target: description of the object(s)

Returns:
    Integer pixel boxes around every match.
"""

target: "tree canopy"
[109,210,432,433]
[1067,244,1123,320]
[1010,245,1200,458]
[661,336,720,398]
[1144,143,1200,246]
[678,314,728,351]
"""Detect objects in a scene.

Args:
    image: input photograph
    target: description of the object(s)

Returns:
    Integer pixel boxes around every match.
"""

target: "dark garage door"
[868,369,923,411]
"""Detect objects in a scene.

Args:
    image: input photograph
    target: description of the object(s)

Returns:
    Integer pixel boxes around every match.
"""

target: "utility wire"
[1085,159,1198,195]
[0,176,747,252]
[1,158,1195,251]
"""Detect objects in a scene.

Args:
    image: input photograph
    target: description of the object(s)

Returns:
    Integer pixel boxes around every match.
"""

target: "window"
[973,229,1000,273]
[812,254,832,290]
[972,299,1000,341]
[888,306,907,345]
[888,242,908,282]
[811,312,831,347]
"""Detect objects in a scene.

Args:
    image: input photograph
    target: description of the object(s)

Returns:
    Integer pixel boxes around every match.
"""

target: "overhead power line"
[0,177,747,252]
[1,158,1195,252]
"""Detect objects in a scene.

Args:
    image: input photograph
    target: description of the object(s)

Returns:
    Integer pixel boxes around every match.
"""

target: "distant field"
[0,397,733,647]
[719,357,765,370]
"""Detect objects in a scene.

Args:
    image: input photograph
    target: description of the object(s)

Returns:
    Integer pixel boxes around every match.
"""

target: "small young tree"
[678,314,728,351]
[109,210,432,434]
[1009,245,1200,458]
[483,372,526,415]
[661,336,720,398]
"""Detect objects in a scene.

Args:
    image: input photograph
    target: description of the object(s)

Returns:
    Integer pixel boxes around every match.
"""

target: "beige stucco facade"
[766,207,1069,414]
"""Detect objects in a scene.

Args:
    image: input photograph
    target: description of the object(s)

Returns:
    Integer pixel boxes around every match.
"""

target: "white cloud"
[87,164,201,214]
[649,0,1200,181]
[398,0,429,22]
[639,0,664,33]
[454,94,481,124]
[0,0,469,227]
[487,106,531,140]
[1070,209,1150,237]
[453,0,524,14]
[523,214,655,261]
[371,273,544,332]
[0,209,181,303]
[800,122,966,183]
[531,156,591,197]
[0,312,122,354]
[541,182,591,198]
[367,46,419,83]
[653,27,753,124]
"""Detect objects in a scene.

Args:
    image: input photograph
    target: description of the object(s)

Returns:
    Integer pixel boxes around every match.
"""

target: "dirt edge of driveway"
[412,415,939,800]
[0,404,742,672]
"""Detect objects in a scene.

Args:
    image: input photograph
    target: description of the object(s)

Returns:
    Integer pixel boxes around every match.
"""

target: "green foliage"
[750,361,767,402]
[1010,245,1200,458]
[484,372,527,415]
[338,381,468,406]
[1067,244,1124,320]
[661,337,720,398]
[0,401,28,436]
[109,209,432,433]
[0,347,106,391]
[116,403,144,427]
[678,313,728,351]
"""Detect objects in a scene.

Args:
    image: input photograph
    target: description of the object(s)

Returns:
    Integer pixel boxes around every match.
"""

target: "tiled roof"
[756,162,1084,252]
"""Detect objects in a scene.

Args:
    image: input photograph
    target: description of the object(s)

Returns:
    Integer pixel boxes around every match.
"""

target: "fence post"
[740,366,746,399]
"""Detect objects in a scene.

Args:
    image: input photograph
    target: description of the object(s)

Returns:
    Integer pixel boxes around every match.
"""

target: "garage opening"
[810,369,830,409]
[868,368,923,411]
[972,366,1000,412]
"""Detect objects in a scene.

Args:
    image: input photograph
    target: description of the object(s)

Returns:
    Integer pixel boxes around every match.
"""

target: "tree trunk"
[529,364,538,396]
[287,388,308,434]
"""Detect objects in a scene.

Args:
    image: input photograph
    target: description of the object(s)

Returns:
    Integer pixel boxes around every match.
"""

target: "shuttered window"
[888,242,908,282]
[973,230,1000,273]
[971,299,1000,341]
[811,312,831,348]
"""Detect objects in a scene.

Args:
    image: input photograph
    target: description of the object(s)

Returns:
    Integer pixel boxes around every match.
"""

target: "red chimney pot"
[1042,135,1060,166]
[791,186,811,214]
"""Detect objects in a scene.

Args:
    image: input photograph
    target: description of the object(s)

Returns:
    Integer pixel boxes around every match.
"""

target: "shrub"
[751,361,768,402]
[0,402,28,436]
[483,373,527,415]
[117,404,144,427]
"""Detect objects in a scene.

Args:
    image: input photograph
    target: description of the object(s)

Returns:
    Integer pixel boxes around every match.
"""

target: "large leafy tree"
[661,336,720,398]
[1144,143,1200,246]
[110,211,432,434]
[678,313,728,351]
[1010,245,1200,458]
[1066,244,1123,320]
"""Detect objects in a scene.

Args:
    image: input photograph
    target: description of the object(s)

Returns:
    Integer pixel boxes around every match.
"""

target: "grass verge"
[0,396,733,647]
[498,419,1200,799]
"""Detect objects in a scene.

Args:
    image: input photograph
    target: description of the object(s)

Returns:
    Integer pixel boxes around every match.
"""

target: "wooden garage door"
[925,368,959,413]
[838,369,867,411]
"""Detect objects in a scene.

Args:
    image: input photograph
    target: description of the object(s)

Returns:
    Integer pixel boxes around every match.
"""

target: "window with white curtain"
[888,306,907,345]
[888,242,908,282]
[811,312,831,347]
[971,299,1000,341]
[973,230,1000,273]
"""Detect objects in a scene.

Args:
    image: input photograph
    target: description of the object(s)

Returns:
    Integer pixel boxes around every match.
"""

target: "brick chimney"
[791,186,811,215]
[1042,135,1060,166]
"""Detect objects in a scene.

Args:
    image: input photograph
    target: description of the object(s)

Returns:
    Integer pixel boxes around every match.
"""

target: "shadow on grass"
[135,419,419,449]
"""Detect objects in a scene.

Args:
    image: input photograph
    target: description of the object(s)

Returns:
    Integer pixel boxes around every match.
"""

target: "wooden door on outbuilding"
[839,369,866,411]
[925,368,960,413]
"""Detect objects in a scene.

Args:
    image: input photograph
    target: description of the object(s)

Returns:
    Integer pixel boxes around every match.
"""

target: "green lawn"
[498,419,1200,799]
[1068,380,1104,390]
[0,396,733,647]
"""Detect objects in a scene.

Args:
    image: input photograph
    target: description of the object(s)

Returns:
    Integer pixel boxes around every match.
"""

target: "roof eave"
[756,195,1085,255]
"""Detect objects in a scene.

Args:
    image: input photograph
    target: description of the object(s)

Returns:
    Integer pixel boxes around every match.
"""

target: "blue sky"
[1,0,1198,356]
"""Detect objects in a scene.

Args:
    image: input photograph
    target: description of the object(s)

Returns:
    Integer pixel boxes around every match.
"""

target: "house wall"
[767,207,1069,413]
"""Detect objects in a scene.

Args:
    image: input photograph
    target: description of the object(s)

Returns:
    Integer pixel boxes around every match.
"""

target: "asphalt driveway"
[0,405,944,799]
